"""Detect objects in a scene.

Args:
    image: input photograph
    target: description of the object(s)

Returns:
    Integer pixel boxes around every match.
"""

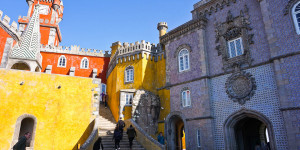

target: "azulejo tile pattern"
[210,64,288,150]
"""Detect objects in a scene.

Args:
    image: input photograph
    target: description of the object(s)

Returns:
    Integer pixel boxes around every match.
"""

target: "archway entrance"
[166,115,186,150]
[19,118,34,147]
[11,62,30,71]
[234,118,270,150]
[224,109,275,150]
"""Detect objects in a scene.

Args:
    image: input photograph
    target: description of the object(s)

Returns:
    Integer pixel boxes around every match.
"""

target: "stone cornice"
[160,17,208,44]
[191,0,236,16]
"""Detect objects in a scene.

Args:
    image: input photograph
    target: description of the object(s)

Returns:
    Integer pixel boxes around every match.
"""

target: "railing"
[124,119,166,150]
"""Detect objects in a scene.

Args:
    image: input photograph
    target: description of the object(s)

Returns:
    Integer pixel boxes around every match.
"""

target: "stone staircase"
[98,103,145,150]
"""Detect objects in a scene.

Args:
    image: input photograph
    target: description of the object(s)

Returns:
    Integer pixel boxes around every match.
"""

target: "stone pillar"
[45,65,52,74]
[69,67,75,76]
[92,69,97,78]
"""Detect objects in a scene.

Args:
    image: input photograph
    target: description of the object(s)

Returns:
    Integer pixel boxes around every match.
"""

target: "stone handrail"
[79,118,99,150]
[124,119,165,150]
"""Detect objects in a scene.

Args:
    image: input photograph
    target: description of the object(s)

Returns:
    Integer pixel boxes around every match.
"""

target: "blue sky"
[0,0,200,51]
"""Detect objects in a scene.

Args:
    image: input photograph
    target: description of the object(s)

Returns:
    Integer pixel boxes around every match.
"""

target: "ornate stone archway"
[10,114,37,149]
[165,111,188,150]
[223,109,276,150]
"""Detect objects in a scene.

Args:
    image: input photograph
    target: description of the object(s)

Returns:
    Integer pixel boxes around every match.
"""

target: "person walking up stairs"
[97,103,145,150]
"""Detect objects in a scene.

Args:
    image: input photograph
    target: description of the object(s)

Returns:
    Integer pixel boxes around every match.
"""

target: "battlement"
[40,45,111,57]
[0,10,21,40]
[157,22,168,30]
[193,0,212,9]
[117,40,162,56]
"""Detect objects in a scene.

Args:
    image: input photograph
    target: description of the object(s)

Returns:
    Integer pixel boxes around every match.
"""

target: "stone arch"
[35,66,40,72]
[11,62,30,71]
[11,114,37,149]
[165,111,188,150]
[223,109,276,150]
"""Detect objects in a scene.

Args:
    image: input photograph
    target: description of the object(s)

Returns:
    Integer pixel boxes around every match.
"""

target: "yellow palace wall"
[107,51,170,136]
[0,69,98,150]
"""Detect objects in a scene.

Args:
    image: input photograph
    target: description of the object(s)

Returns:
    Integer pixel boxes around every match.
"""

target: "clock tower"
[18,0,64,47]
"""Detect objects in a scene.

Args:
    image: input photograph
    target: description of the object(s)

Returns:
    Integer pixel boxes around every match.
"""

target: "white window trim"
[80,57,89,69]
[125,67,134,83]
[292,1,300,34]
[197,129,201,148]
[178,49,190,72]
[57,55,66,67]
[228,37,244,58]
[125,93,133,106]
[182,90,191,107]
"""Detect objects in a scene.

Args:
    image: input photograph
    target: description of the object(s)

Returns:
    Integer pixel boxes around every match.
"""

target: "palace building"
[0,0,300,150]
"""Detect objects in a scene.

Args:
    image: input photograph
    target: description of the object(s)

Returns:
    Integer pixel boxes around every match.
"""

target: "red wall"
[0,28,13,61]
[41,52,110,83]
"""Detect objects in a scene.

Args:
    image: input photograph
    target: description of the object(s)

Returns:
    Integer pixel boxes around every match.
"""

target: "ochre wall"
[0,69,98,150]
[41,52,110,83]
[107,52,170,135]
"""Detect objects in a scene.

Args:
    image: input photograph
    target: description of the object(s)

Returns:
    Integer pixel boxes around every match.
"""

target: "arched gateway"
[165,111,187,150]
[224,109,276,150]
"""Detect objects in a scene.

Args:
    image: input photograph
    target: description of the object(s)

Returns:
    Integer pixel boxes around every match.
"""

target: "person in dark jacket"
[126,125,137,150]
[112,127,122,150]
[116,117,125,140]
[93,137,104,150]
[13,132,31,150]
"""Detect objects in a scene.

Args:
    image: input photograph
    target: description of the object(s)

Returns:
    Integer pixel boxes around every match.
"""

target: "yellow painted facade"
[0,69,98,150]
[107,43,170,136]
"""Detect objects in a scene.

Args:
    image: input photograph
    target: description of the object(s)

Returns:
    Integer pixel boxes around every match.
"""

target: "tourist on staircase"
[112,127,122,150]
[116,117,126,140]
[93,137,104,150]
[126,125,137,150]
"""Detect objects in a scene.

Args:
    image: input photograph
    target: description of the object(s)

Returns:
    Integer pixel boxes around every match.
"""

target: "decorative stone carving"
[131,90,161,135]
[225,68,256,105]
[215,5,254,71]
[174,44,192,58]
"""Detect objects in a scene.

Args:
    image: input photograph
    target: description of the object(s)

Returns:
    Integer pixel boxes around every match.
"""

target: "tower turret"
[157,22,168,38]
[19,0,64,47]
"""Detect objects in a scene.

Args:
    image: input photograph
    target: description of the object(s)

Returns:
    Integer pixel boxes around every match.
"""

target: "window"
[228,37,244,58]
[101,84,106,94]
[197,129,201,147]
[293,1,300,34]
[178,49,190,72]
[125,93,133,105]
[58,55,66,67]
[125,66,134,83]
[81,58,89,69]
[182,90,191,107]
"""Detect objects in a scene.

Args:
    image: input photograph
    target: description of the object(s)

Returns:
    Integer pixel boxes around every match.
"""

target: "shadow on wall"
[72,119,95,150]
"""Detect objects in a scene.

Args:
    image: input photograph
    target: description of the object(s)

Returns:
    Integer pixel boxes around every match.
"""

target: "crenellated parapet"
[107,40,166,78]
[0,10,21,41]
[40,45,111,57]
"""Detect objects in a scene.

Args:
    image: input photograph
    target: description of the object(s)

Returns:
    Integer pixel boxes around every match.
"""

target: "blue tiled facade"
[161,0,300,149]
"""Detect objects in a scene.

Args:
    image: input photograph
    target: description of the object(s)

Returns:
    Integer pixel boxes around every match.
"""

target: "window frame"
[125,66,134,83]
[197,129,201,148]
[181,90,191,107]
[125,93,134,106]
[227,37,244,58]
[292,1,300,34]
[57,55,66,67]
[178,49,190,72]
[80,57,89,69]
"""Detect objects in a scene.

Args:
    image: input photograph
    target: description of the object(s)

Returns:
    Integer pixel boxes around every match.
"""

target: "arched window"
[125,66,134,83]
[178,49,190,72]
[182,89,191,107]
[58,55,66,67]
[292,1,300,34]
[81,57,89,69]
